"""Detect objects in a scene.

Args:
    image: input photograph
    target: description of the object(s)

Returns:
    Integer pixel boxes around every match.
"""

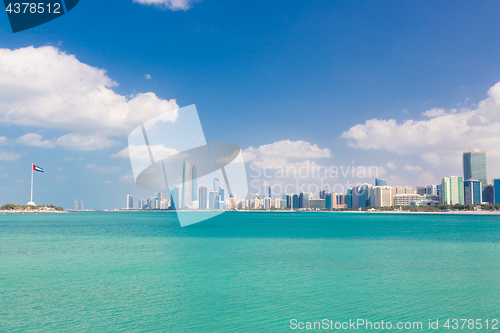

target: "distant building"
[127,195,133,209]
[463,149,488,200]
[484,184,494,205]
[264,197,271,209]
[394,186,414,194]
[464,179,482,205]
[292,194,299,209]
[199,186,208,209]
[347,188,353,208]
[299,192,312,208]
[269,186,276,200]
[394,194,422,206]
[495,179,500,205]
[352,184,372,208]
[441,176,464,205]
[214,177,220,194]
[375,178,387,186]
[319,190,328,199]
[309,199,325,209]
[416,185,437,196]
[208,191,218,209]
[371,186,393,208]
[170,186,181,209]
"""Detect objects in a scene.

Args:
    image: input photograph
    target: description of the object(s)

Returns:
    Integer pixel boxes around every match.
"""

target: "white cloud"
[0,46,179,151]
[111,144,179,159]
[243,140,331,164]
[103,180,111,184]
[403,164,423,171]
[133,0,199,11]
[145,74,151,79]
[385,161,398,170]
[54,133,121,151]
[85,163,121,173]
[0,136,6,145]
[341,81,500,170]
[16,133,55,148]
[0,151,21,161]
[14,133,121,151]
[119,173,135,183]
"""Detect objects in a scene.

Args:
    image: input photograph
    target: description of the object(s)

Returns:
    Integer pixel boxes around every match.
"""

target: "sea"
[1,211,500,332]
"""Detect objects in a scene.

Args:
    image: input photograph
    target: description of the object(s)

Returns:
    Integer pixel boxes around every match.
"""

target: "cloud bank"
[0,46,179,151]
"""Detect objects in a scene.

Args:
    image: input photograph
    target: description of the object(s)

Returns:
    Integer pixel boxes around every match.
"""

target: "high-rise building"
[214,177,220,194]
[375,179,387,186]
[208,191,218,209]
[463,149,488,201]
[352,184,372,208]
[299,192,311,208]
[73,198,80,210]
[494,179,500,205]
[182,161,194,209]
[264,197,271,209]
[416,185,436,195]
[485,184,494,205]
[371,186,394,208]
[464,179,482,205]
[292,194,299,209]
[199,186,208,209]
[441,176,464,205]
[219,188,225,202]
[192,165,198,202]
[347,188,353,208]
[269,186,276,200]
[127,195,133,209]
[309,199,325,209]
[319,190,328,199]
[170,186,181,209]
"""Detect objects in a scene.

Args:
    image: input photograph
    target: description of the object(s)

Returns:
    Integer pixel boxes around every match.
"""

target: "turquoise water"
[1,212,500,332]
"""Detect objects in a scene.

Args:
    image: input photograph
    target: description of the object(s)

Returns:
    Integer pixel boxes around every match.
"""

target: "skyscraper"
[170,186,181,210]
[495,179,500,205]
[182,161,194,209]
[208,191,218,209]
[464,179,482,205]
[199,186,208,209]
[269,186,276,200]
[441,176,464,205]
[127,195,133,209]
[319,190,328,199]
[214,177,220,194]
[463,149,487,201]
[375,179,387,186]
[192,165,198,202]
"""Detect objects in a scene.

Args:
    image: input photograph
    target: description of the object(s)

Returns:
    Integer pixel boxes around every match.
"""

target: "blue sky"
[1,0,500,208]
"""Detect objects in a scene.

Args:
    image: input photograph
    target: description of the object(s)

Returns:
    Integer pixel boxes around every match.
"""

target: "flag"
[33,164,44,173]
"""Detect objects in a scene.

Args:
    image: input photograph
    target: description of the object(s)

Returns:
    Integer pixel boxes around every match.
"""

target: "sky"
[1,0,500,209]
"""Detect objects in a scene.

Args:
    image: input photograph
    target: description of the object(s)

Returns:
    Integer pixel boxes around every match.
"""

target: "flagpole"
[31,165,33,203]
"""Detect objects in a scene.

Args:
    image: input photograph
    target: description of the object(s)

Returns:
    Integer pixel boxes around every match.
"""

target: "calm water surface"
[1,212,499,332]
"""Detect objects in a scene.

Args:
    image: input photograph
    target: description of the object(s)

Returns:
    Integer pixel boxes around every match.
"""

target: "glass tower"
[463,149,487,201]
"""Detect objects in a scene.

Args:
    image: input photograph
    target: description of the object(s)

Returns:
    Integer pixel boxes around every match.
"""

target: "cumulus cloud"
[133,0,199,11]
[119,173,135,183]
[403,164,423,171]
[243,139,331,165]
[341,82,500,169]
[111,144,179,159]
[145,74,151,79]
[0,136,6,145]
[0,151,21,161]
[0,46,179,150]
[16,133,55,148]
[85,163,121,173]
